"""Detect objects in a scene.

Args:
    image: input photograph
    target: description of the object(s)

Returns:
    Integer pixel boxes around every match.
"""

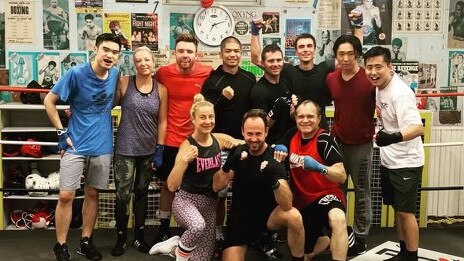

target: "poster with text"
[392,61,419,91]
[60,52,87,76]
[43,0,69,50]
[394,0,443,34]
[77,13,103,52]
[315,29,340,64]
[5,1,35,45]
[131,13,158,51]
[262,12,280,35]
[36,52,60,86]
[8,51,36,86]
[232,10,259,45]
[75,0,103,13]
[285,19,310,56]
[341,0,392,46]
[169,13,194,50]
[448,50,464,87]
[103,13,132,51]
[316,0,341,30]
[448,0,464,48]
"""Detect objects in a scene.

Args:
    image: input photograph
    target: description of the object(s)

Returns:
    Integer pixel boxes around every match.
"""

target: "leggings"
[172,190,216,261]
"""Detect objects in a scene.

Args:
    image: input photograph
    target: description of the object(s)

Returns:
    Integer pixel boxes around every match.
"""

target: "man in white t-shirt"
[363,46,424,261]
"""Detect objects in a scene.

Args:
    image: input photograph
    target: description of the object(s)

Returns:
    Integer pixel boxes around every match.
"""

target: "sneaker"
[77,237,102,261]
[149,235,180,255]
[53,242,71,261]
[347,235,367,256]
[383,252,405,260]
[133,238,150,253]
[263,247,284,259]
[153,230,171,244]
[110,235,127,257]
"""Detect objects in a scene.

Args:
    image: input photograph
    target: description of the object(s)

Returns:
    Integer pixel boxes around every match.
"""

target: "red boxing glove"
[201,0,214,8]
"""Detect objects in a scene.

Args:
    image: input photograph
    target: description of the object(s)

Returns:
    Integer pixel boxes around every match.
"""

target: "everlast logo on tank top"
[196,153,221,173]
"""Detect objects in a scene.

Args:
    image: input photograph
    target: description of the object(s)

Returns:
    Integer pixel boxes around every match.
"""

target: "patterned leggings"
[172,190,216,261]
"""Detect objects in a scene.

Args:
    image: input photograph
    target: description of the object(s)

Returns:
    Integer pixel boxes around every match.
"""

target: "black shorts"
[224,205,275,248]
[300,194,346,253]
[380,165,423,213]
[155,145,179,181]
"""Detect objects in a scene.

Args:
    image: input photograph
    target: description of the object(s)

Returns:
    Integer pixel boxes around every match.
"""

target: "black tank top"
[180,135,221,198]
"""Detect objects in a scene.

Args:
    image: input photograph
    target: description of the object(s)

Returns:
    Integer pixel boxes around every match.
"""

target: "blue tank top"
[115,75,160,156]
[181,135,221,198]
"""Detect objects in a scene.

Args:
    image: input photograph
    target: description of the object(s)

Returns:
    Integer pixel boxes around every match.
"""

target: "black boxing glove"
[375,129,403,147]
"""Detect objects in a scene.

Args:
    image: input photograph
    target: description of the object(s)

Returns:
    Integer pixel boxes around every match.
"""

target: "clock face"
[194,5,234,47]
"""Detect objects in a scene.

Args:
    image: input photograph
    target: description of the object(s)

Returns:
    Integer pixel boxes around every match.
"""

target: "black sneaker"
[77,237,102,261]
[133,238,150,253]
[153,231,171,244]
[53,242,71,261]
[383,252,405,260]
[111,235,127,257]
[348,236,367,256]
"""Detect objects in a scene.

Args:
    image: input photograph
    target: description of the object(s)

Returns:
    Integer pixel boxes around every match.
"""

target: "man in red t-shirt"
[154,34,213,243]
[326,35,376,255]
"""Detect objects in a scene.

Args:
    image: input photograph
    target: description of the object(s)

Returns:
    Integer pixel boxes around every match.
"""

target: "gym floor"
[0,224,462,260]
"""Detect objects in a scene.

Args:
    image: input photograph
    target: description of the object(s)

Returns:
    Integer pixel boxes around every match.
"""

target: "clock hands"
[210,20,227,32]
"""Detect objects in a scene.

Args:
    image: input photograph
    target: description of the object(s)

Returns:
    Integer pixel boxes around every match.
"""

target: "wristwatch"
[321,168,328,176]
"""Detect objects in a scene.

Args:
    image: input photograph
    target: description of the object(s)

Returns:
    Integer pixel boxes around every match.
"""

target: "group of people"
[44,10,424,261]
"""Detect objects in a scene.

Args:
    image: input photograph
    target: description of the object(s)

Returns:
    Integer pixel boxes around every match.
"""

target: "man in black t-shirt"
[213,109,305,261]
[249,44,294,144]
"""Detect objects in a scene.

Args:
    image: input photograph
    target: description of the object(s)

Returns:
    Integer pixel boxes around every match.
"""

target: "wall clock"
[194,5,235,47]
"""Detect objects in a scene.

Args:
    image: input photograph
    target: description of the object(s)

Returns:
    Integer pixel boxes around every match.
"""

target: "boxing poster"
[77,13,103,52]
[439,86,462,125]
[75,0,103,13]
[393,0,443,34]
[285,19,310,56]
[449,0,464,48]
[418,63,437,90]
[169,13,194,50]
[392,61,419,91]
[117,51,136,77]
[5,1,35,45]
[131,13,158,51]
[448,50,464,87]
[263,37,282,49]
[390,37,408,62]
[60,52,87,76]
[8,51,36,86]
[42,0,69,50]
[103,13,132,51]
[316,0,341,30]
[341,0,392,46]
[231,10,259,45]
[262,12,280,35]
[315,29,341,64]
[36,52,60,86]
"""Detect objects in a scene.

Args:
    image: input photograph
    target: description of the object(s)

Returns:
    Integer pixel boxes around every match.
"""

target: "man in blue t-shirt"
[44,33,121,261]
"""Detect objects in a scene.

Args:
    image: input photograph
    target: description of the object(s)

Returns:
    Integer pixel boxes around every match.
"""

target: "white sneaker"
[149,235,180,255]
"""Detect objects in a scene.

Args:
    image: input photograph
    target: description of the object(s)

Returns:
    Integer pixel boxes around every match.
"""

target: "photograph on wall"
[8,52,36,86]
[285,19,310,56]
[394,0,443,34]
[392,61,419,91]
[169,13,194,50]
[390,37,407,62]
[263,37,281,48]
[0,12,5,68]
[448,50,464,87]
[316,0,341,30]
[43,0,69,50]
[131,13,158,51]
[439,86,462,125]
[117,51,136,77]
[36,52,60,86]
[262,12,280,35]
[5,1,35,44]
[418,63,437,90]
[60,52,87,76]
[103,13,132,51]
[232,10,259,45]
[449,0,464,48]
[315,29,340,64]
[77,13,103,52]
[75,0,103,13]
[341,0,392,46]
